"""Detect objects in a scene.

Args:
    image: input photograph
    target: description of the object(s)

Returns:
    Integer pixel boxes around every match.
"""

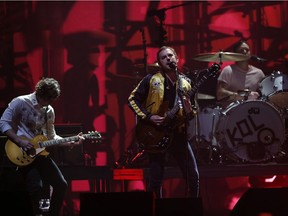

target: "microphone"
[168,62,177,69]
[250,55,267,62]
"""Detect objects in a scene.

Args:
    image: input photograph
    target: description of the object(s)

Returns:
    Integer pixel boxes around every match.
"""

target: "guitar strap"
[176,73,193,119]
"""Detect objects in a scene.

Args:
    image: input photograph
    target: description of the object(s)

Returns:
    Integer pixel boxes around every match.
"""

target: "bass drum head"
[215,100,284,163]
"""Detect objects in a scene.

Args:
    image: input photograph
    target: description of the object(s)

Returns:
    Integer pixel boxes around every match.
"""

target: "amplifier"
[50,123,84,166]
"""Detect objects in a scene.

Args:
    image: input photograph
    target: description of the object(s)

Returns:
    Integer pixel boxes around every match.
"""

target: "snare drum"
[215,100,284,163]
[259,71,288,109]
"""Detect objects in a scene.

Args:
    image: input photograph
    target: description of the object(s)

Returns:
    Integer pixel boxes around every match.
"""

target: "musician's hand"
[18,139,34,151]
[150,115,165,126]
[70,132,85,146]
[248,91,260,100]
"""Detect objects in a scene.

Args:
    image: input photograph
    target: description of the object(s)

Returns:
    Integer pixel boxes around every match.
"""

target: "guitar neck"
[188,63,220,97]
[40,133,95,148]
[189,74,208,96]
[40,136,80,148]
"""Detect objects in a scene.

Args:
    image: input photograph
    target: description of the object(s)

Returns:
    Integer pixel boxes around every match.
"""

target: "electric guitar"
[5,131,101,166]
[135,63,220,153]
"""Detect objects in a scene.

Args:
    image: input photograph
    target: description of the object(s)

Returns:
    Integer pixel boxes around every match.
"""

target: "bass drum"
[215,100,284,163]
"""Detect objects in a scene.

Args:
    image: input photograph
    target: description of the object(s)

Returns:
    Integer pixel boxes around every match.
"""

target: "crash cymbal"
[197,93,215,100]
[193,51,250,63]
[134,62,160,72]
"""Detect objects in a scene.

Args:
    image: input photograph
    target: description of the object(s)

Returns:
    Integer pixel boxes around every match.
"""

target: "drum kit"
[189,51,288,165]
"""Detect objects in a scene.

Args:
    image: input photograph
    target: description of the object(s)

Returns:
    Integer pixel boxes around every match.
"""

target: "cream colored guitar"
[5,131,101,166]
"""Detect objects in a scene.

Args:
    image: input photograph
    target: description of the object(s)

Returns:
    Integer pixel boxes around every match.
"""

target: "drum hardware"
[237,89,251,100]
[246,141,268,161]
[250,55,267,62]
[188,105,222,164]
[197,93,215,100]
[192,51,250,64]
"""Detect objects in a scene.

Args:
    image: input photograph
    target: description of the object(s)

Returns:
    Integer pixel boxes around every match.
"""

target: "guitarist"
[128,46,199,199]
[0,77,84,215]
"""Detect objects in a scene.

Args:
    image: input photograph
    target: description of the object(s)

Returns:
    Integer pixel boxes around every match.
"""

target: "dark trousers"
[147,131,199,198]
[21,156,68,216]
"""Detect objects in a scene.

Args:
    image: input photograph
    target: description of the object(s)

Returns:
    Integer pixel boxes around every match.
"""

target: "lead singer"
[128,46,199,198]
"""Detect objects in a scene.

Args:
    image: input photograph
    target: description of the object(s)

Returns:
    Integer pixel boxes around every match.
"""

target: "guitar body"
[136,120,173,153]
[136,102,175,153]
[5,135,49,166]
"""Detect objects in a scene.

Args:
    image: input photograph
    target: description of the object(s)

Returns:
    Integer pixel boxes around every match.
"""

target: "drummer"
[216,40,265,108]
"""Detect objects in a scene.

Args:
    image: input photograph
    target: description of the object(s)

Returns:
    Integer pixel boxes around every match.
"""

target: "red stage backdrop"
[1,2,288,214]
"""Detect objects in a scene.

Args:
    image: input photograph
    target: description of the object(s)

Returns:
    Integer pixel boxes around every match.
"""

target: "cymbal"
[197,93,215,100]
[193,51,250,62]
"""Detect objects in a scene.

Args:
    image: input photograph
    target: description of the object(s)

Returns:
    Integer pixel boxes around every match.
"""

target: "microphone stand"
[176,67,193,197]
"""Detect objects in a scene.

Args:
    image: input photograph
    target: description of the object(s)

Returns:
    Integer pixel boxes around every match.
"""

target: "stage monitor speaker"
[230,187,288,216]
[49,123,83,166]
[155,197,203,216]
[80,191,155,216]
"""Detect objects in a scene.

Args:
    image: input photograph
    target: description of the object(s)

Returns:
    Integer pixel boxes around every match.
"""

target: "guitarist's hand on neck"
[63,132,85,147]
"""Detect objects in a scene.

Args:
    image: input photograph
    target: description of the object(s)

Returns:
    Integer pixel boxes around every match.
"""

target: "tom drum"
[259,71,288,109]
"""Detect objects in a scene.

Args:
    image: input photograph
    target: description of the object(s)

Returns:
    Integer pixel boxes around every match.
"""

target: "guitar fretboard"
[39,133,101,148]
[40,136,80,148]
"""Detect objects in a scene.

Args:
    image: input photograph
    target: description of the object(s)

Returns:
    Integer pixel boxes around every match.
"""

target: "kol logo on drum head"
[215,100,284,163]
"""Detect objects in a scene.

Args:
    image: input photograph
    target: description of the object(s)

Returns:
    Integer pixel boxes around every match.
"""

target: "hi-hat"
[193,51,250,63]
[197,93,215,100]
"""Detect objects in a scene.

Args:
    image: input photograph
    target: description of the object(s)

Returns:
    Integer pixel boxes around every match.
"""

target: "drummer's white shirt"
[218,64,265,92]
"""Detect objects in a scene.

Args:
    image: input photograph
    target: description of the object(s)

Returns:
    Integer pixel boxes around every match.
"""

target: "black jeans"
[147,131,199,198]
[21,156,68,216]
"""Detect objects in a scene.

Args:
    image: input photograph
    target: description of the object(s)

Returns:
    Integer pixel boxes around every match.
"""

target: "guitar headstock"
[207,63,221,77]
[85,131,102,143]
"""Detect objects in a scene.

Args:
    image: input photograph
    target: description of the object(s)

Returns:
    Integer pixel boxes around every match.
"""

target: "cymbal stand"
[193,100,201,145]
[189,71,211,164]
[191,76,215,164]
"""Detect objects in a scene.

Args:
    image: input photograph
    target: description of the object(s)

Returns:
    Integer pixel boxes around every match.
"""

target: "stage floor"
[59,161,288,180]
